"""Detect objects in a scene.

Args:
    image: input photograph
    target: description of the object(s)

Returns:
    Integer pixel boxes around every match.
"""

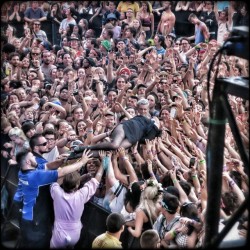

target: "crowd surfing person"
[1,1,249,249]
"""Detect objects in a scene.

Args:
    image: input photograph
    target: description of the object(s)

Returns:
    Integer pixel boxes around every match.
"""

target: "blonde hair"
[139,182,162,225]
[8,127,27,141]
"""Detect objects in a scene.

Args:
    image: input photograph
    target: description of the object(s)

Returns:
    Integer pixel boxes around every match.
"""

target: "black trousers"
[20,219,52,248]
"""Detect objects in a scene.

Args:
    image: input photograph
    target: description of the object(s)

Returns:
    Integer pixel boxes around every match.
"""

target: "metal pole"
[204,82,227,247]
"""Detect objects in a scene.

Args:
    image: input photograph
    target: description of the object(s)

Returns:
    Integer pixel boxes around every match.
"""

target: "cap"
[137,83,147,89]
[52,100,62,106]
[40,41,51,50]
[107,13,117,21]
[161,191,179,214]
[164,186,180,199]
[70,37,79,41]
[101,40,111,51]
[118,67,131,76]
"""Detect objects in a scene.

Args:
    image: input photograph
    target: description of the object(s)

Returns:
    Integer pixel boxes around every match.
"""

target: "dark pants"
[20,219,52,248]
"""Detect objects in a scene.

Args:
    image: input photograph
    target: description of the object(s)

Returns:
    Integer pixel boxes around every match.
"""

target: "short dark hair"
[2,43,16,54]
[43,129,57,139]
[106,213,125,233]
[188,13,197,21]
[29,133,43,151]
[16,149,31,169]
[140,229,159,248]
[127,27,137,37]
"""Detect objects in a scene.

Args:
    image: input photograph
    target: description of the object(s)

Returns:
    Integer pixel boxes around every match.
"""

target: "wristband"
[132,152,138,155]
[122,156,129,161]
[173,179,177,183]
[199,159,206,164]
[87,130,93,133]
[170,230,177,238]
[192,175,197,179]
[149,172,154,177]
[229,180,235,187]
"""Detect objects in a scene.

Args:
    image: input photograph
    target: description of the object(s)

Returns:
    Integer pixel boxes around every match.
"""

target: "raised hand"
[99,150,106,161]
[81,149,93,164]
[118,147,126,158]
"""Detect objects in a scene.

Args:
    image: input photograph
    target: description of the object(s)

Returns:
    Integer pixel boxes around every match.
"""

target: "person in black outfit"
[69,98,162,158]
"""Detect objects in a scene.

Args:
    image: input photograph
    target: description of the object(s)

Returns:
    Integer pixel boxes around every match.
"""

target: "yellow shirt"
[117,1,139,14]
[92,232,122,249]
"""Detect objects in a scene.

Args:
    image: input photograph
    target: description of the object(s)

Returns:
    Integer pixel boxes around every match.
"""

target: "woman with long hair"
[136,1,154,39]
[8,127,29,163]
[127,179,163,247]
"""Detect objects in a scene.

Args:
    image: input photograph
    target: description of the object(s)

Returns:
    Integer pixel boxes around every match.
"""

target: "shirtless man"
[156,1,176,36]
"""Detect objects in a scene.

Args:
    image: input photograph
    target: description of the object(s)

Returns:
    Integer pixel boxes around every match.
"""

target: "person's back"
[13,150,58,248]
[50,170,101,248]
[92,212,125,248]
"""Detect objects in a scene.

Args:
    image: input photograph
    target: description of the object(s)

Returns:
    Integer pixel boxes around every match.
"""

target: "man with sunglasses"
[30,133,67,171]
[15,134,89,248]
[13,147,92,248]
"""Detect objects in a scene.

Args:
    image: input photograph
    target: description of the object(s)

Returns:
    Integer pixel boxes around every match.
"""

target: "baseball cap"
[52,100,62,106]
[118,67,131,76]
[101,40,111,51]
[107,13,117,21]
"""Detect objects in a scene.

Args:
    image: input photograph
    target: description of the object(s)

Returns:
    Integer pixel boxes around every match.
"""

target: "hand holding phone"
[189,157,196,168]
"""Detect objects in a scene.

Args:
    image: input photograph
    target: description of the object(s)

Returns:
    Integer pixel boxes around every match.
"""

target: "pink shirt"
[50,178,99,248]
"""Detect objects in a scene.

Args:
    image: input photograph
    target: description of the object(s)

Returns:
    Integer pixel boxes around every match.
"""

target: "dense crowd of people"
[1,1,249,249]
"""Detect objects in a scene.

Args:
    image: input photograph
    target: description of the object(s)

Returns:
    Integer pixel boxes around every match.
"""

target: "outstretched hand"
[81,149,93,164]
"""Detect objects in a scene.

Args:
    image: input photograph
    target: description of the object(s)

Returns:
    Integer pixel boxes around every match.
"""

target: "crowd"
[1,1,249,249]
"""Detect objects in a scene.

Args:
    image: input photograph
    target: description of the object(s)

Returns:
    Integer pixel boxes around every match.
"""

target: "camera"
[73,90,78,96]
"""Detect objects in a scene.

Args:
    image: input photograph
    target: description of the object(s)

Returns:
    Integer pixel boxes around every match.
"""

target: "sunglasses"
[37,141,47,146]
[182,202,194,207]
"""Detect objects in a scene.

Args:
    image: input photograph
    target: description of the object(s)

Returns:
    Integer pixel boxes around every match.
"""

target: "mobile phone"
[189,157,196,168]
[170,107,177,118]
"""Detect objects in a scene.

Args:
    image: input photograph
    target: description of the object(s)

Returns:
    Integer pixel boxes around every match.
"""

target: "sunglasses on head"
[161,201,175,213]
[182,202,194,207]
